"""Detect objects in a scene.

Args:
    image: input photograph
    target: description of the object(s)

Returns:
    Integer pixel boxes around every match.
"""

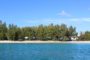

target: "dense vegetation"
[79,31,90,40]
[1,20,90,41]
[0,20,78,41]
[0,20,90,41]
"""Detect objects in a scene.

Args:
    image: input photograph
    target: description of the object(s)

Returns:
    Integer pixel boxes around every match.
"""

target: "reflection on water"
[0,43,90,60]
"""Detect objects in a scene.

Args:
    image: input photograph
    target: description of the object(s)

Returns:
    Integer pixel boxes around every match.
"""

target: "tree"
[6,24,19,40]
[0,21,7,40]
[79,31,90,40]
[36,24,46,40]
[0,20,78,41]
[65,26,77,41]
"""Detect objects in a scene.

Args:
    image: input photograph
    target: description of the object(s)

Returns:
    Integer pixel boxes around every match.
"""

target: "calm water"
[0,43,90,60]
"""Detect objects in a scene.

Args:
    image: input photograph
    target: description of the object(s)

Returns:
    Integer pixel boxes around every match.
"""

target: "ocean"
[0,43,90,60]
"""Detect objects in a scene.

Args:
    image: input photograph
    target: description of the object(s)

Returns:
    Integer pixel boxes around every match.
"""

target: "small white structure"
[71,36,78,41]
[24,36,29,40]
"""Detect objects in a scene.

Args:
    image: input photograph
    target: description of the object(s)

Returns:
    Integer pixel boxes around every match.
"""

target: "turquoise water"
[0,43,90,60]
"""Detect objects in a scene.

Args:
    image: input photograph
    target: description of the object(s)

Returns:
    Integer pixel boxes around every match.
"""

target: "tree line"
[1,20,89,41]
[79,31,90,40]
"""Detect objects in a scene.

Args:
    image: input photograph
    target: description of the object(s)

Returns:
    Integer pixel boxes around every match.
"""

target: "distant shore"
[0,40,90,43]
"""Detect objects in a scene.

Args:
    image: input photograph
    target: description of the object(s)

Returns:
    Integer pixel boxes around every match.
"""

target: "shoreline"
[0,40,90,43]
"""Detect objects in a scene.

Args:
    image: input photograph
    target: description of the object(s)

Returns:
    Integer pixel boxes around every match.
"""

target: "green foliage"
[0,21,7,40]
[79,31,90,40]
[0,20,78,41]
[6,24,20,40]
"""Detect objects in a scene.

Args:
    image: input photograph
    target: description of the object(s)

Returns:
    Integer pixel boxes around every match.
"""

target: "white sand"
[0,40,90,43]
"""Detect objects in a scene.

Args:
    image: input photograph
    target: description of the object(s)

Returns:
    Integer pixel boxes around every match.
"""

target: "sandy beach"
[0,40,90,43]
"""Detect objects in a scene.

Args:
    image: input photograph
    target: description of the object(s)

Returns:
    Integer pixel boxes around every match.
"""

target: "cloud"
[24,18,63,24]
[58,10,71,16]
[17,17,90,27]
[23,17,90,25]
[69,18,90,22]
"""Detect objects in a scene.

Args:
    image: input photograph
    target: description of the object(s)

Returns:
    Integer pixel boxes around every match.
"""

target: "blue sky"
[0,0,90,33]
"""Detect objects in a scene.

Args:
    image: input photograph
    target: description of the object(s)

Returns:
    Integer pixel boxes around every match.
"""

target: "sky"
[0,0,90,34]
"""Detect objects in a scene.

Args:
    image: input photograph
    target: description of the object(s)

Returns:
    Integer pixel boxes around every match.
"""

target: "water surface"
[0,43,90,60]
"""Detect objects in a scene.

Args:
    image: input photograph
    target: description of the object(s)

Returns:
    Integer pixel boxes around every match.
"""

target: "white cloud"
[58,10,71,16]
[24,18,64,24]
[19,17,90,27]
[69,18,90,22]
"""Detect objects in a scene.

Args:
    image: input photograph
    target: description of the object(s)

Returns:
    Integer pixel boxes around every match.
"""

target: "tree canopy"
[0,20,78,41]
